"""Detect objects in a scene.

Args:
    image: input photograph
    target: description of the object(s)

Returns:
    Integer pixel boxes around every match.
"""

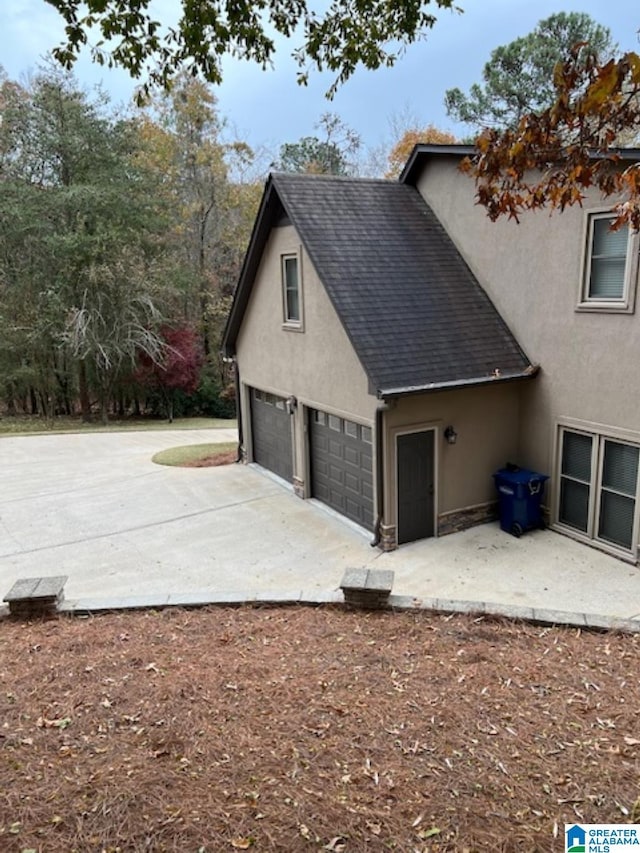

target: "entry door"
[397,430,435,544]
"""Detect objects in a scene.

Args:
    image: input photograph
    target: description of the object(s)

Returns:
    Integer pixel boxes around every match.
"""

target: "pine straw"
[1,607,639,852]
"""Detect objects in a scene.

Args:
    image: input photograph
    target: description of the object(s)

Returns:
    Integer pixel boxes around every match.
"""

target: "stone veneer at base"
[293,477,305,499]
[377,503,497,551]
[437,501,498,536]
[379,523,397,552]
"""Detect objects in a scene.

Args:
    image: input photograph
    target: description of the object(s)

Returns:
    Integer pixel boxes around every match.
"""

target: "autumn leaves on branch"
[464,46,640,230]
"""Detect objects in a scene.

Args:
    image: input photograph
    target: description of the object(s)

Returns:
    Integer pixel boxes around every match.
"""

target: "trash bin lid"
[493,467,549,485]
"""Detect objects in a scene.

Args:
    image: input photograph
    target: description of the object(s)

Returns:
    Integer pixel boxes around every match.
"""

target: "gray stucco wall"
[383,383,522,530]
[235,222,378,488]
[415,156,640,474]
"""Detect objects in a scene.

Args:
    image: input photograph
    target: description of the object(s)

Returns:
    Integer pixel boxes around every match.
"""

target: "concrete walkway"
[1,429,639,631]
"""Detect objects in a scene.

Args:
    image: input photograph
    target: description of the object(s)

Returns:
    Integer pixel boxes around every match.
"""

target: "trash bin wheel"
[510,522,523,538]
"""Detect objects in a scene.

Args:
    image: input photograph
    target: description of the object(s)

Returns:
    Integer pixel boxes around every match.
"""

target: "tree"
[138,75,261,363]
[45,0,459,99]
[445,12,615,131]
[274,113,361,176]
[135,325,203,423]
[385,124,457,177]
[463,46,640,231]
[0,65,172,421]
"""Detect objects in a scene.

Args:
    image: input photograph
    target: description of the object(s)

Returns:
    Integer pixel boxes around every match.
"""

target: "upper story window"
[579,212,638,312]
[282,254,303,328]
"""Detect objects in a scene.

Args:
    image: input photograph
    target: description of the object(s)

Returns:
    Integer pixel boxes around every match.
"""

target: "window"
[580,212,637,311]
[344,421,358,439]
[282,254,301,326]
[558,427,639,553]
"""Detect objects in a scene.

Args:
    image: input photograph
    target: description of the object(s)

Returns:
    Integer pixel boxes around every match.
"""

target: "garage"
[250,388,293,482]
[309,410,374,530]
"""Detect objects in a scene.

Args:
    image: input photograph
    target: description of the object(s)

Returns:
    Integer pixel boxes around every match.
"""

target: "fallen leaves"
[36,716,72,730]
[0,607,639,852]
[230,837,254,849]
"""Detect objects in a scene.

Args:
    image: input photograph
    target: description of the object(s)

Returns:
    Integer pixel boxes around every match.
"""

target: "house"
[223,145,640,562]
[403,144,640,562]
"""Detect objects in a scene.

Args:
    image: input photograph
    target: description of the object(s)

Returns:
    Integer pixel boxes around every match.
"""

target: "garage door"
[250,388,293,482]
[309,410,374,530]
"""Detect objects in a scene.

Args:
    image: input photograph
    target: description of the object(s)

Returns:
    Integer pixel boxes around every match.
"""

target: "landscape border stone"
[5,584,640,635]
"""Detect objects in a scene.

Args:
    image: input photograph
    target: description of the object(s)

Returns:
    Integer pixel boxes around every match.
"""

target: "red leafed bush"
[137,325,203,396]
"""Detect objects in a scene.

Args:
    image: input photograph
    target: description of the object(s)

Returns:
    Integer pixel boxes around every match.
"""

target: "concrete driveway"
[1,430,639,624]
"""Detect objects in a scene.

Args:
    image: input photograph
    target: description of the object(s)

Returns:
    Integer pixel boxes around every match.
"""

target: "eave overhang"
[378,365,540,400]
[400,143,640,187]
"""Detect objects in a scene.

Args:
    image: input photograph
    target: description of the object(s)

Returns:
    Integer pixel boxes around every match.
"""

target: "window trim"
[554,420,640,561]
[577,209,638,314]
[281,251,304,330]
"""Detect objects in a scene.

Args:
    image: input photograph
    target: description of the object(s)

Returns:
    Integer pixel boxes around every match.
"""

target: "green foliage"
[45,0,459,100]
[179,366,235,419]
[445,12,615,130]
[0,65,172,420]
[139,76,261,358]
[276,137,349,175]
[143,366,235,419]
[0,64,258,422]
[274,113,361,176]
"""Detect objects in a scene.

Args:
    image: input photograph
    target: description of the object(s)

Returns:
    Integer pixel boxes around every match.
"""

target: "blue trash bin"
[493,465,549,538]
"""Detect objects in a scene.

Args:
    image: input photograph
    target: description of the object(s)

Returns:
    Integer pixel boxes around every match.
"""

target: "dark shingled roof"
[223,172,534,398]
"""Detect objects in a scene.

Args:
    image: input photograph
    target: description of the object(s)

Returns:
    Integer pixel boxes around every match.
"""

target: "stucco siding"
[236,223,376,417]
[235,223,378,492]
[383,383,521,530]
[415,157,640,474]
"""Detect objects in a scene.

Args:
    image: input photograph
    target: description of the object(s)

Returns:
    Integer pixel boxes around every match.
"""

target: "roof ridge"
[271,171,397,186]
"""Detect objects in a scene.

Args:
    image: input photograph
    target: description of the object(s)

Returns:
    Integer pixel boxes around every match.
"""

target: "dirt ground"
[182,448,238,467]
[1,606,639,852]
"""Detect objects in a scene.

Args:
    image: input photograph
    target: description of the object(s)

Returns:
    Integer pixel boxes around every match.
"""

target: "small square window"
[579,212,637,312]
[344,420,358,438]
[282,255,301,325]
[328,415,341,432]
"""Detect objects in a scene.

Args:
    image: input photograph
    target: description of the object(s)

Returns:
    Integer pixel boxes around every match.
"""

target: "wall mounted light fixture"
[285,396,297,415]
[444,425,458,445]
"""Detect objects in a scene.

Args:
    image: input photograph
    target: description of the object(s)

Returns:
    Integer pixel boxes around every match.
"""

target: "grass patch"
[0,416,236,437]
[152,442,237,467]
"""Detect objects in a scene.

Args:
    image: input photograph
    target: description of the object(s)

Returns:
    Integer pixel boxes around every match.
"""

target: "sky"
[1,0,638,168]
